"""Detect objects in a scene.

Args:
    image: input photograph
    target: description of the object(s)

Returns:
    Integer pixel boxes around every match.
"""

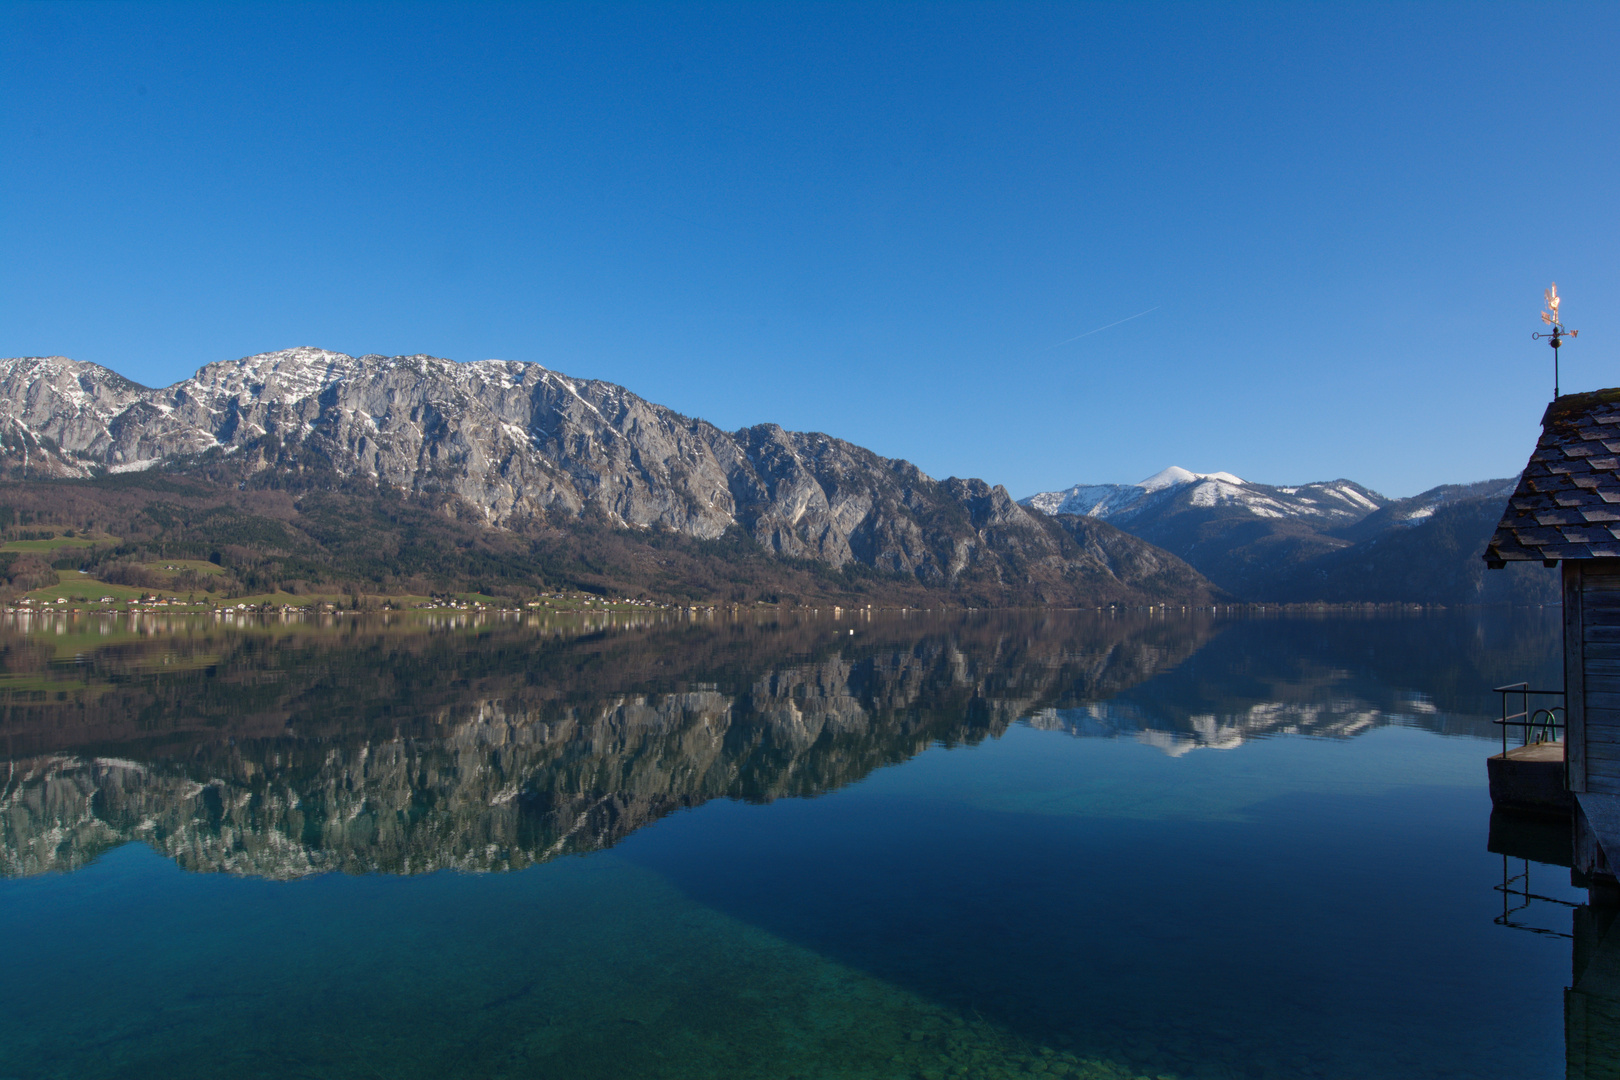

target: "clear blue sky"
[3,2,1617,499]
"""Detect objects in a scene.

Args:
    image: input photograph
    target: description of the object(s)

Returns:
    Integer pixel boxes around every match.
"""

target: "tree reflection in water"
[0,607,1558,878]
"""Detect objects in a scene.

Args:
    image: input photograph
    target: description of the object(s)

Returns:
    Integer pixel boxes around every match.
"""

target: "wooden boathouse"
[1482,383,1620,1080]
[1487,388,1620,883]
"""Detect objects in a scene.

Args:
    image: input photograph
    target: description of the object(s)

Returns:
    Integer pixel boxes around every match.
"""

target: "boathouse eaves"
[1486,388,1620,567]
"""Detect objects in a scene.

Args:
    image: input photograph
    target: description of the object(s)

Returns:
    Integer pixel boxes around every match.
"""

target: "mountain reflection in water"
[0,608,1558,878]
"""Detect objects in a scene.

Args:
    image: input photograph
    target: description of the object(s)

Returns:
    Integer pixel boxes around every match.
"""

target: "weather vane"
[1533,282,1578,398]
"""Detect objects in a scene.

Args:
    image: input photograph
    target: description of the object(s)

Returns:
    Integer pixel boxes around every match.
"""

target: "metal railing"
[1494,855,1575,938]
[1493,682,1566,757]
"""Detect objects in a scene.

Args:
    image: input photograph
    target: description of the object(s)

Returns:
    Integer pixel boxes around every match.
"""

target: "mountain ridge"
[1023,467,1386,526]
[0,349,1221,607]
[1021,467,1549,605]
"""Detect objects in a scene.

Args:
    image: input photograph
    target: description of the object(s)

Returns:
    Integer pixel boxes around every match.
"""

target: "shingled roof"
[1486,388,1620,567]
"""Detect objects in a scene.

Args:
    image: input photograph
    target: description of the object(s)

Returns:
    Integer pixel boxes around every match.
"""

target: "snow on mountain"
[1020,466,1539,606]
[1022,467,1386,527]
[1138,466,1246,492]
[1336,477,1519,542]
[1388,478,1517,525]
[0,348,1223,603]
[1023,482,1140,519]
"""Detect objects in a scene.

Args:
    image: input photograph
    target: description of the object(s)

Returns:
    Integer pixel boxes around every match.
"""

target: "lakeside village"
[0,543,1442,620]
[7,587,672,617]
[0,588,1442,620]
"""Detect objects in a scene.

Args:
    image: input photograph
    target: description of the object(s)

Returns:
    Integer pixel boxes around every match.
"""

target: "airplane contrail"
[1044,306,1160,350]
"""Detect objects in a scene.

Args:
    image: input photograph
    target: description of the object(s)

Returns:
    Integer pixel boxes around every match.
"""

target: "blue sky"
[3,2,1616,498]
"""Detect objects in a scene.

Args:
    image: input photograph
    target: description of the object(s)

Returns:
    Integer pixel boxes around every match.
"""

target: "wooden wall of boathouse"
[1566,561,1620,794]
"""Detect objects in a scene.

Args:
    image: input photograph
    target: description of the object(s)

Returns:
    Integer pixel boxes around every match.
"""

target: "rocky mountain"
[1023,468,1553,605]
[0,349,1219,606]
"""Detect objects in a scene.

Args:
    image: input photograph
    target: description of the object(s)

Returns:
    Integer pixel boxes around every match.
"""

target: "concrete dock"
[1488,740,1572,817]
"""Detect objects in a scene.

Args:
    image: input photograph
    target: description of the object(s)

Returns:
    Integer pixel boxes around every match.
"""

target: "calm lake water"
[0,607,1579,1079]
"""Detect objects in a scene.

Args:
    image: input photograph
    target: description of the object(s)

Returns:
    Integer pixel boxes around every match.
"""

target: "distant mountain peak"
[1020,465,1546,607]
[1021,468,1387,528]
[1138,466,1246,492]
[1134,469,1244,495]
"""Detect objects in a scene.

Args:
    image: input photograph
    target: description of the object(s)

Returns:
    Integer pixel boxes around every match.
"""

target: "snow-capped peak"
[1137,466,1245,492]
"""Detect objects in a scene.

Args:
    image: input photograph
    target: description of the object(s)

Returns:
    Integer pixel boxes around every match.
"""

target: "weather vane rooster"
[1534,282,1578,398]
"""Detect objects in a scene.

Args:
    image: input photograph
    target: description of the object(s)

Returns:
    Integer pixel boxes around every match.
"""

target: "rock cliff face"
[0,349,1216,600]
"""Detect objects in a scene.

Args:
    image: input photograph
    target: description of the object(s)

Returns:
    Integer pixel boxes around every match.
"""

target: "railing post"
[1492,683,1564,755]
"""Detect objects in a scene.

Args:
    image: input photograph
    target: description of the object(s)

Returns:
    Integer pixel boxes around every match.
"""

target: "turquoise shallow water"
[0,609,1581,1078]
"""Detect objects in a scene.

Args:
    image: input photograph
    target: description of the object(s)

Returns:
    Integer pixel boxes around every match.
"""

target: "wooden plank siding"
[1586,726,1620,748]
[1570,562,1588,792]
[1588,758,1620,795]
[1576,564,1620,794]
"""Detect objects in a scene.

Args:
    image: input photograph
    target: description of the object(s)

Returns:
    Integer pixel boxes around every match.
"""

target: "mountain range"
[1021,468,1551,605]
[0,346,1542,607]
[0,348,1214,607]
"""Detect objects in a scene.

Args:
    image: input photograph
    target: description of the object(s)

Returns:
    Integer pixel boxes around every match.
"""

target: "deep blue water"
[0,609,1581,1078]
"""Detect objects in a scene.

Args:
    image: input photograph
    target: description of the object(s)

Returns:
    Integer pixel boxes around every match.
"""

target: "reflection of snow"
[1135,727,1232,757]
[1399,690,1438,714]
[1025,696,1466,756]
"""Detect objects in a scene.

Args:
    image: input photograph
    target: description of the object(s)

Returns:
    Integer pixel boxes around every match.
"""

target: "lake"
[0,607,1580,1079]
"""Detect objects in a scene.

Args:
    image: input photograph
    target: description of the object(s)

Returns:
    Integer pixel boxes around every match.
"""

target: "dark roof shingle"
[1486,388,1620,565]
